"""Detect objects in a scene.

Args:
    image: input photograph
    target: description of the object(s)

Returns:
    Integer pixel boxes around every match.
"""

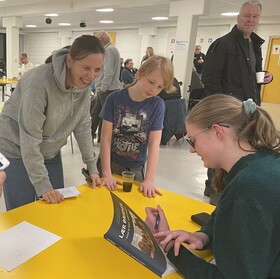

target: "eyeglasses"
[186,124,230,149]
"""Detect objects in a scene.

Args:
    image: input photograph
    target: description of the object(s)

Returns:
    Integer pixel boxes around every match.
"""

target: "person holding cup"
[98,55,175,198]
[202,1,273,106]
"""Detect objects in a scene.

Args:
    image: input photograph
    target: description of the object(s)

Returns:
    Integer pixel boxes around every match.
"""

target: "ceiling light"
[221,12,239,16]
[44,13,59,17]
[58,23,71,26]
[152,17,168,21]
[96,8,114,12]
[99,20,114,24]
[26,25,37,28]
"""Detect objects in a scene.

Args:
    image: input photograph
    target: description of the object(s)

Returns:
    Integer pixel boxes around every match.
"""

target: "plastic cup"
[122,171,135,192]
[256,71,265,83]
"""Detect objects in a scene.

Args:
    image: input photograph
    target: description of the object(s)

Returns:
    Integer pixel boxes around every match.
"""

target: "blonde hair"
[128,55,175,92]
[187,94,280,192]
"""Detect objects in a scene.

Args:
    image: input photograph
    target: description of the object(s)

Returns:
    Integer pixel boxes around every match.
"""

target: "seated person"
[145,94,280,278]
[121,59,135,86]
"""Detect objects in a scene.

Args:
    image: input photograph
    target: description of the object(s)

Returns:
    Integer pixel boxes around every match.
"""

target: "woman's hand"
[42,189,64,204]
[154,230,209,255]
[89,173,101,188]
[145,205,170,234]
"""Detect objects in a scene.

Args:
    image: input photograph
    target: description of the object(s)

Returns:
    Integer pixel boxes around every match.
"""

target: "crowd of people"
[0,1,279,278]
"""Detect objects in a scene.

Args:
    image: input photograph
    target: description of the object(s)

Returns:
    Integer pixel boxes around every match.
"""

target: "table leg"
[1,85,4,102]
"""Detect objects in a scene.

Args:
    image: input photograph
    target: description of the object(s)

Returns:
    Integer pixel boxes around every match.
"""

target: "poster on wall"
[108,32,116,45]
[175,40,188,51]
[272,45,280,55]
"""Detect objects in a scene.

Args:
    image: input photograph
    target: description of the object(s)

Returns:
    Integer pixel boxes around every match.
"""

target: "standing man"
[202,1,272,106]
[91,31,121,140]
[193,45,206,79]
[19,53,34,76]
[201,1,273,199]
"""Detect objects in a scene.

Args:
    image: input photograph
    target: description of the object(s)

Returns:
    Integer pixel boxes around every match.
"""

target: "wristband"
[163,239,174,253]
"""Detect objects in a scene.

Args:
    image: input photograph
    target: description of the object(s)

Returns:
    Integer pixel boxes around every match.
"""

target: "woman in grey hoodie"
[0,35,105,210]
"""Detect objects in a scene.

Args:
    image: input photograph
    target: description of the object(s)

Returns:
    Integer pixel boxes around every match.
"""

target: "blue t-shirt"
[100,88,164,168]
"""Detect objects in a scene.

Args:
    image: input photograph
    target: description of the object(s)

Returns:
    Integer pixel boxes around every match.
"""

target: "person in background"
[141,47,154,65]
[98,56,175,198]
[0,58,6,78]
[121,58,135,86]
[146,94,280,278]
[0,171,6,197]
[119,57,124,82]
[201,1,273,199]
[202,1,273,105]
[19,53,34,77]
[158,77,181,101]
[91,31,121,141]
[193,45,206,79]
[0,35,104,210]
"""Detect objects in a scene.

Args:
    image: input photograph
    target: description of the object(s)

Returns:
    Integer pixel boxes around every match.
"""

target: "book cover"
[104,192,176,278]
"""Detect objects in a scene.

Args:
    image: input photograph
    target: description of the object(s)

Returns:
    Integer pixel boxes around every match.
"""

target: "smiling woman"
[0,35,105,211]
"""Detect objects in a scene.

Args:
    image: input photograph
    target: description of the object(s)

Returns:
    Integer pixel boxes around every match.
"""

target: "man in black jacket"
[202,1,272,106]
[201,1,273,199]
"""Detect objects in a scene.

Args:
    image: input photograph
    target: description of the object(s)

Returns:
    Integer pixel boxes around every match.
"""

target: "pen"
[154,213,160,230]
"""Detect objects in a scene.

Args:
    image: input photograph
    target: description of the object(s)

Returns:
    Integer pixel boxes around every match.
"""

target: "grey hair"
[240,1,262,12]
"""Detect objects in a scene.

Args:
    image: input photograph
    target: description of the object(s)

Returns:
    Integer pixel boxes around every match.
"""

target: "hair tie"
[243,98,256,116]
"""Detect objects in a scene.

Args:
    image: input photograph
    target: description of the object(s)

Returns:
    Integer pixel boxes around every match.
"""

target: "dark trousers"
[3,152,64,210]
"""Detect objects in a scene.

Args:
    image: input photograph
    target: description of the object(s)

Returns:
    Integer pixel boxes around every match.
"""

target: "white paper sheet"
[0,221,62,271]
[57,186,80,198]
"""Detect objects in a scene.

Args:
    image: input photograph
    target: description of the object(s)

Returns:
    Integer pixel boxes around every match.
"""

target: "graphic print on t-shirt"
[112,111,148,160]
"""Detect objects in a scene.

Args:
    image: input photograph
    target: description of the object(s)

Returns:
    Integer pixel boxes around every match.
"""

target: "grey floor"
[0,136,210,213]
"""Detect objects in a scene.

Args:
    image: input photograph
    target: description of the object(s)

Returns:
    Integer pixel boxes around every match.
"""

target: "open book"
[104,192,177,278]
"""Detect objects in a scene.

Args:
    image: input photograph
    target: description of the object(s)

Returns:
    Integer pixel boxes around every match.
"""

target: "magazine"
[104,192,177,278]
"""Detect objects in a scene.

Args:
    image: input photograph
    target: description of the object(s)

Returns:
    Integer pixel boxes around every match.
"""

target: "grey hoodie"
[0,49,98,197]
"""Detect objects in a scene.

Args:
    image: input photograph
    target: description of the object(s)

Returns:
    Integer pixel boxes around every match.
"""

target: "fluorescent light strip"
[96,8,114,12]
[45,13,59,17]
[99,20,114,24]
[152,17,168,21]
[221,12,239,16]
[58,23,71,26]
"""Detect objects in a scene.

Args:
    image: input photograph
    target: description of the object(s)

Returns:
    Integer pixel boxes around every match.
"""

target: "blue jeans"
[3,152,64,210]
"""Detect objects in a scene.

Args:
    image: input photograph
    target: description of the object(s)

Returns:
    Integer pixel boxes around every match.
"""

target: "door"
[262,36,280,103]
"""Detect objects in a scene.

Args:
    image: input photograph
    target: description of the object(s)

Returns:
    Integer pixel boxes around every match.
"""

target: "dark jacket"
[202,25,264,105]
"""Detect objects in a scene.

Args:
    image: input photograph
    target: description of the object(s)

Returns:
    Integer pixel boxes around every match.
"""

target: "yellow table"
[0,184,215,279]
[0,79,17,102]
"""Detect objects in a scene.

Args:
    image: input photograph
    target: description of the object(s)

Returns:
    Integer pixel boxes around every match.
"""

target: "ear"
[211,124,225,141]
[136,71,141,80]
[66,53,72,68]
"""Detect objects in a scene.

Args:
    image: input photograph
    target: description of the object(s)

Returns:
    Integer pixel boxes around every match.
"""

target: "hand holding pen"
[145,205,170,234]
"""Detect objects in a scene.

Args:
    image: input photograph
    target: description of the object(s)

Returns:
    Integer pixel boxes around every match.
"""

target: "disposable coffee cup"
[122,171,135,192]
[256,71,265,84]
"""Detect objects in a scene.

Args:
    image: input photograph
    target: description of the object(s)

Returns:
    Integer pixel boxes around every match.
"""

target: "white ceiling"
[0,0,280,31]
